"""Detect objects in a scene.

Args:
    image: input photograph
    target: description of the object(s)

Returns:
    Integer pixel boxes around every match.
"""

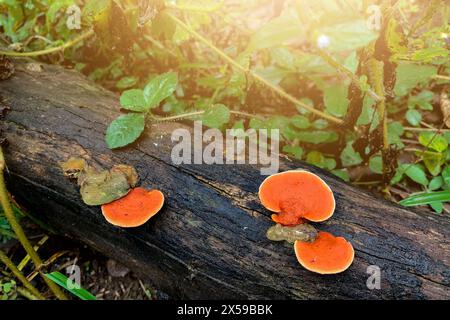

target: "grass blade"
[45,271,96,300]
[399,190,450,206]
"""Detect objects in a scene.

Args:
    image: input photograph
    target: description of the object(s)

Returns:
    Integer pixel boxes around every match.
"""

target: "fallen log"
[0,60,449,299]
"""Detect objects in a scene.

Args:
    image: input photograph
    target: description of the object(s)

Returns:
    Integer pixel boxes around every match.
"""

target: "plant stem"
[404,126,450,132]
[0,249,46,300]
[166,13,343,125]
[433,75,450,81]
[0,147,68,300]
[0,29,94,57]
[17,287,41,300]
[369,59,389,177]
[149,110,265,122]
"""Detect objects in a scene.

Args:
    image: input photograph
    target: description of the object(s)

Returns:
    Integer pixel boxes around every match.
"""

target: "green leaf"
[143,72,178,109]
[442,166,450,187]
[357,96,377,126]
[306,151,335,170]
[387,121,405,148]
[116,76,138,89]
[331,169,350,182]
[45,272,96,300]
[405,109,422,126]
[411,47,449,63]
[291,115,310,129]
[105,113,145,149]
[201,104,230,128]
[341,142,363,167]
[428,176,444,191]
[429,201,443,214]
[399,190,450,206]
[294,131,338,144]
[323,85,349,117]
[283,145,303,159]
[409,90,434,111]
[401,164,429,186]
[369,155,383,174]
[246,13,303,52]
[418,132,448,152]
[119,89,148,112]
[313,119,328,130]
[394,63,437,96]
[422,151,445,176]
[317,20,378,52]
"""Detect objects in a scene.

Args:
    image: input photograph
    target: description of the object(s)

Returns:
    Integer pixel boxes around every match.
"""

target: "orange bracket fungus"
[259,170,335,225]
[294,232,354,274]
[260,170,354,274]
[101,187,164,228]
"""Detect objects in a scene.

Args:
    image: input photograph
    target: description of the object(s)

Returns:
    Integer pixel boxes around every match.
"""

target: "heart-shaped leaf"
[106,113,145,149]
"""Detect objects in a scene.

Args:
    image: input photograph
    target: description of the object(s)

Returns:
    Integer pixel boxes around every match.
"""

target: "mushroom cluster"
[259,170,354,274]
[61,157,164,228]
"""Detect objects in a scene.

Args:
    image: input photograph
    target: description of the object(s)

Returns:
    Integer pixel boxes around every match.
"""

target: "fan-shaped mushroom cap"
[259,170,335,224]
[294,231,354,274]
[101,187,164,228]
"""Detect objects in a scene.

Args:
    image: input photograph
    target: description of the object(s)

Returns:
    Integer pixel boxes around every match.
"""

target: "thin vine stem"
[0,147,68,300]
[0,29,94,57]
[166,12,343,125]
[148,109,266,122]
[0,249,46,300]
[403,126,450,133]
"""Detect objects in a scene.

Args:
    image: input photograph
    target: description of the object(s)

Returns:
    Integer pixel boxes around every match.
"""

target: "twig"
[166,13,343,125]
[148,110,266,122]
[432,75,450,81]
[403,126,450,133]
[0,29,94,57]
[0,147,68,300]
[0,249,46,300]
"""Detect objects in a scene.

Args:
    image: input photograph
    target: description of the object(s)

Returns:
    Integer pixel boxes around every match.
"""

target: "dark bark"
[1,60,449,299]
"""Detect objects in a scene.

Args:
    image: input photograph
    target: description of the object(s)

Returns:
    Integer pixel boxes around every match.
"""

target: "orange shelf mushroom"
[294,231,354,274]
[259,170,335,225]
[101,187,164,228]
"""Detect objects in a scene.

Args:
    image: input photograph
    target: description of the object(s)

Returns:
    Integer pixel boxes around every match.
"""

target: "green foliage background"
[1,0,449,212]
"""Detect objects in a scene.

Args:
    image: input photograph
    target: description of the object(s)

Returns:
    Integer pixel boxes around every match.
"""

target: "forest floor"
[0,217,167,300]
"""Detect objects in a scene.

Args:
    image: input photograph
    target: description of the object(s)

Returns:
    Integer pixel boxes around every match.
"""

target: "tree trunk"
[1,60,449,299]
